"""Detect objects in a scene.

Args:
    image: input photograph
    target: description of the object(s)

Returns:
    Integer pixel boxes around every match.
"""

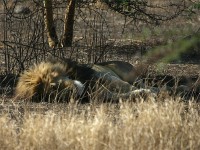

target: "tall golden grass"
[0,97,200,150]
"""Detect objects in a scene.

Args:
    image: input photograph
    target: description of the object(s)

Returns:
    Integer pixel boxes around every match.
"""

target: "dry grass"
[0,1,200,149]
[0,96,200,150]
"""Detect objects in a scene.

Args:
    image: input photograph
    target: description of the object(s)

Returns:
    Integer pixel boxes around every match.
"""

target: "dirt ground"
[149,64,200,77]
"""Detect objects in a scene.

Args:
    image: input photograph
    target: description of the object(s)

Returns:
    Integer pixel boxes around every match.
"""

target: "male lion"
[15,58,154,102]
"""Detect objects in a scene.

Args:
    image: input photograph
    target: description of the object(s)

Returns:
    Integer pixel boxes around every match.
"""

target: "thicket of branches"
[0,0,199,74]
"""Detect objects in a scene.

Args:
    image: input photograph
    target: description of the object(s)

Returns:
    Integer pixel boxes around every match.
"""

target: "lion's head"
[15,61,84,102]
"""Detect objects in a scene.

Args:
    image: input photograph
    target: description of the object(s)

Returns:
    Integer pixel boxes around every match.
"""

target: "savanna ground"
[0,0,200,149]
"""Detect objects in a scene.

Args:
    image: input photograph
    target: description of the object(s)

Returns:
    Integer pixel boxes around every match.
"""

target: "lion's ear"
[62,59,78,76]
[46,57,58,64]
[64,59,77,68]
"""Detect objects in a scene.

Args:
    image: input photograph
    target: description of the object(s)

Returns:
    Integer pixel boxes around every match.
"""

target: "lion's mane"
[16,60,72,102]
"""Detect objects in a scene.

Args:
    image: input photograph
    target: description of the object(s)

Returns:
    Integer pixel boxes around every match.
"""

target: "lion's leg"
[97,61,138,83]
[98,73,137,93]
[98,88,156,102]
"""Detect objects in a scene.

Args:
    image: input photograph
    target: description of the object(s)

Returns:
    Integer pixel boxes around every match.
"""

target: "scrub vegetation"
[0,1,200,149]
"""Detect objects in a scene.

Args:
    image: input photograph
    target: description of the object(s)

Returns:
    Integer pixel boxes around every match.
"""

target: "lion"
[15,58,155,103]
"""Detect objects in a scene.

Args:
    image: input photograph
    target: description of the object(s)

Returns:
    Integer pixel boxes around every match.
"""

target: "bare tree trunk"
[61,0,76,47]
[43,0,58,49]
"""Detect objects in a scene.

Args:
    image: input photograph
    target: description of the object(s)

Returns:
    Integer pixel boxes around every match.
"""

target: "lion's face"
[41,73,85,102]
[15,62,85,102]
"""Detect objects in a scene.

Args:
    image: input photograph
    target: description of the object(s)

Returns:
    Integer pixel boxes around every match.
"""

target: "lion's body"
[15,59,152,102]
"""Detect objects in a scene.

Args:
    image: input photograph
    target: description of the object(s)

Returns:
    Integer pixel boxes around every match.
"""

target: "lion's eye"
[51,71,59,77]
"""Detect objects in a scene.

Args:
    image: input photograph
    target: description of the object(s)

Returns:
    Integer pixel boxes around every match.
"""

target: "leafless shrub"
[0,0,199,74]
